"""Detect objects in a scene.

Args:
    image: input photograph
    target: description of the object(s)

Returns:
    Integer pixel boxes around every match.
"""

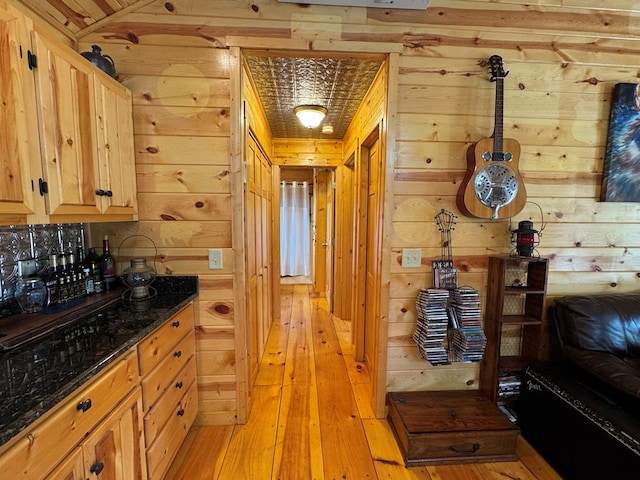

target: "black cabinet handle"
[175,381,183,389]
[106,190,113,197]
[27,50,37,69]
[38,178,48,196]
[172,321,180,328]
[174,350,182,358]
[90,462,104,475]
[177,408,185,417]
[95,189,106,196]
[77,399,92,412]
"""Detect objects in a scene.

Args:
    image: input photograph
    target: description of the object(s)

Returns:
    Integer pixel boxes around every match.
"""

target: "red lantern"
[511,220,539,257]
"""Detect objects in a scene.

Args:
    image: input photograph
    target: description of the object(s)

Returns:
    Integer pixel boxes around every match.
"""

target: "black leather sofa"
[517,293,640,479]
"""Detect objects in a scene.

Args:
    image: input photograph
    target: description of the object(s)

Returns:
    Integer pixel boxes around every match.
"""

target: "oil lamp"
[122,258,156,299]
[510,220,540,257]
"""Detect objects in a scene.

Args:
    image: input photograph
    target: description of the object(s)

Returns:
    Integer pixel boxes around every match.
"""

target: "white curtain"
[280,181,311,276]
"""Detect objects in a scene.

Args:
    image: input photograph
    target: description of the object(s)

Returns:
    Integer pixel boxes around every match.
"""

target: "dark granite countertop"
[0,276,198,448]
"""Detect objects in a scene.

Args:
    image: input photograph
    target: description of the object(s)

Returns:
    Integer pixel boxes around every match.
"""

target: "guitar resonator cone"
[474,163,519,219]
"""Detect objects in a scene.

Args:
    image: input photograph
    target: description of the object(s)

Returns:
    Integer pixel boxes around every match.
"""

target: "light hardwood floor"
[166,284,561,480]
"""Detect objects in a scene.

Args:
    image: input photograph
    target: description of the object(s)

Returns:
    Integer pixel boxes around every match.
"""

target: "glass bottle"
[41,253,59,306]
[99,235,116,291]
[57,254,70,304]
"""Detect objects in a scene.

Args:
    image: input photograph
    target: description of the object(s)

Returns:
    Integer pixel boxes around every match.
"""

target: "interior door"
[364,136,382,370]
[246,131,273,386]
[324,170,335,311]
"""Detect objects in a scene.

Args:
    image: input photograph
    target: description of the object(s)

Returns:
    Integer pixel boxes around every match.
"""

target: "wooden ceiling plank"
[76,0,154,39]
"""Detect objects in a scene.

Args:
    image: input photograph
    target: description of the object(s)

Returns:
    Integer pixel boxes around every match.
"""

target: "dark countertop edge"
[0,290,198,449]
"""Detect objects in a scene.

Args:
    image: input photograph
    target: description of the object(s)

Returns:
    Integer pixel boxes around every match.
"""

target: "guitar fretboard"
[493,77,504,159]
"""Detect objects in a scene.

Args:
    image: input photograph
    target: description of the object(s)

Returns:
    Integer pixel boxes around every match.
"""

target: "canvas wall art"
[601,82,640,202]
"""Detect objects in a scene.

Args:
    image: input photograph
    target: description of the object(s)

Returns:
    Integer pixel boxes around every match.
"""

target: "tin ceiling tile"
[245,55,383,139]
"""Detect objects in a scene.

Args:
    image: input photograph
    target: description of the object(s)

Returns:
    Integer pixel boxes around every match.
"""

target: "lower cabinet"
[0,351,139,480]
[138,303,198,480]
[0,301,198,480]
[46,387,146,480]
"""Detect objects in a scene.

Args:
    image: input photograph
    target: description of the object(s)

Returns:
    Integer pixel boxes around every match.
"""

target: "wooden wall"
[70,0,640,421]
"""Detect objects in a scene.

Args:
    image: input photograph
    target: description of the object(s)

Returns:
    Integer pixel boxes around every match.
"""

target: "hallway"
[166,285,559,479]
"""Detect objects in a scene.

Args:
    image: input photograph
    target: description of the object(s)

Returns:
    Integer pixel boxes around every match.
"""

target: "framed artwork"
[601,82,640,202]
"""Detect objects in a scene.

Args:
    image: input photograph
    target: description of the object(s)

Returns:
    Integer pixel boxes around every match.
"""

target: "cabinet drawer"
[141,330,196,411]
[45,447,84,480]
[146,380,198,480]
[138,303,194,376]
[144,356,196,445]
[0,350,139,479]
[404,430,518,465]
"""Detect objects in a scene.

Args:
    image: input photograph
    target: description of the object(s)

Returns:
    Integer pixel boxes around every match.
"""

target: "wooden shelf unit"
[480,256,549,404]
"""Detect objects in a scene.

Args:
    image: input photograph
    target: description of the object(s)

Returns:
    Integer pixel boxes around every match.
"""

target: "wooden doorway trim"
[231,40,399,420]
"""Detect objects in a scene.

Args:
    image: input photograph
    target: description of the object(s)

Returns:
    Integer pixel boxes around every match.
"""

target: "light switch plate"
[208,249,223,270]
[402,248,422,268]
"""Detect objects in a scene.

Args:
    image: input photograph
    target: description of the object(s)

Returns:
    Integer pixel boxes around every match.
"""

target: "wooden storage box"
[387,390,519,466]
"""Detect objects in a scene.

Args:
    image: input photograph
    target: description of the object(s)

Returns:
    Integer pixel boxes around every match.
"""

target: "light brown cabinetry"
[46,388,147,480]
[0,1,41,223]
[138,303,198,480]
[0,0,137,226]
[480,256,548,404]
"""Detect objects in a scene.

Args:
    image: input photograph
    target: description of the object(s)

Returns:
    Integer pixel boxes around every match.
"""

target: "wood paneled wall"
[71,0,640,421]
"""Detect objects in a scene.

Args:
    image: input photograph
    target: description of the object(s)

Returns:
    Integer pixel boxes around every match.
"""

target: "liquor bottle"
[99,235,116,291]
[75,244,88,297]
[85,247,100,294]
[41,253,59,306]
[92,261,103,293]
[57,254,70,304]
[66,251,78,299]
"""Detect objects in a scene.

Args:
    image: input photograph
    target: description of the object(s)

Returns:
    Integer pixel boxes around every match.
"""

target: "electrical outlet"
[402,248,422,268]
[208,249,223,270]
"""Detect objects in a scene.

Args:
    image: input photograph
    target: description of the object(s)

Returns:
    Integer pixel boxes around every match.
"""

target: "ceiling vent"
[277,0,430,9]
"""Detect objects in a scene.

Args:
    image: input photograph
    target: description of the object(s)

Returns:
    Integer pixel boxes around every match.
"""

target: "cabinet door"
[93,73,137,217]
[46,448,84,480]
[82,387,147,480]
[31,29,102,218]
[0,2,40,223]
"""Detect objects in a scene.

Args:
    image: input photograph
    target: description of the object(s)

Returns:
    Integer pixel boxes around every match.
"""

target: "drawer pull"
[77,399,92,412]
[174,350,182,358]
[175,381,184,389]
[449,443,480,454]
[90,462,104,475]
[177,408,185,417]
[172,321,180,328]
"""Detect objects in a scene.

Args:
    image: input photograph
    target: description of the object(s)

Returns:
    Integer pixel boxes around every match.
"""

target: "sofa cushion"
[563,345,640,401]
[553,293,640,357]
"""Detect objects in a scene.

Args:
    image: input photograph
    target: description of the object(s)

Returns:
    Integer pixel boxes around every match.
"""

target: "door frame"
[230,44,399,420]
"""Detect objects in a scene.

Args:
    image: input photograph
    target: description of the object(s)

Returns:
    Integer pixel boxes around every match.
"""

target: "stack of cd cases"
[413,288,451,366]
[448,287,487,362]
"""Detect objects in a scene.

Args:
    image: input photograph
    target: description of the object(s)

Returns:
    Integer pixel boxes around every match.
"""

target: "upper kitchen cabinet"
[31,29,138,223]
[92,74,137,217]
[0,2,41,224]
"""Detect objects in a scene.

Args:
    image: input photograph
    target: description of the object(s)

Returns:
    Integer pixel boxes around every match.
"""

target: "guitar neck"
[493,77,504,157]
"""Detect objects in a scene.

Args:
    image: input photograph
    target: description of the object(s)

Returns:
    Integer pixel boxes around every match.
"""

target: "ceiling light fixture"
[294,105,328,129]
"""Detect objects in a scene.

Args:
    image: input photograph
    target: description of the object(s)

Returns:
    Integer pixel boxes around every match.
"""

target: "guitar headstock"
[489,55,508,82]
[435,209,457,233]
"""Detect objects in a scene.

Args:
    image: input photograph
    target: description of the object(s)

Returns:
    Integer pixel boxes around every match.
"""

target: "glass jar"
[15,277,47,313]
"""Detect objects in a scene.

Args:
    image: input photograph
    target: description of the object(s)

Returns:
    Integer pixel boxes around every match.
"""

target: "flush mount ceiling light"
[294,105,328,129]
